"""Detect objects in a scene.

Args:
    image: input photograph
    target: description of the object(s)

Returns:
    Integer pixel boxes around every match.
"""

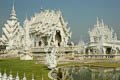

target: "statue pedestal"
[20,51,33,60]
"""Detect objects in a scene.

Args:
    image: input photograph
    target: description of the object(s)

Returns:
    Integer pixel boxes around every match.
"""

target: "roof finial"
[88,27,91,32]
[10,0,17,20]
[101,19,104,26]
[96,16,99,25]
[24,12,29,24]
[25,12,28,20]
[40,0,43,11]
[12,0,15,11]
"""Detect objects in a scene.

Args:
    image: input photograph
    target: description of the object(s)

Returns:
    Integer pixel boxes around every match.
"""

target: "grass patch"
[0,59,50,80]
[0,59,120,80]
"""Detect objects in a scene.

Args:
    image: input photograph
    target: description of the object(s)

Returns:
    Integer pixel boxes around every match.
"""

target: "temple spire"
[24,13,29,26]
[96,17,100,27]
[88,27,91,33]
[40,0,43,11]
[114,33,117,40]
[12,0,15,11]
[96,17,99,24]
[25,13,28,21]
[101,19,104,26]
[10,0,17,20]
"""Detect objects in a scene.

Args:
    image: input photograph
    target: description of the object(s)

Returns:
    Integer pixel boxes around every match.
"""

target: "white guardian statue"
[45,48,57,69]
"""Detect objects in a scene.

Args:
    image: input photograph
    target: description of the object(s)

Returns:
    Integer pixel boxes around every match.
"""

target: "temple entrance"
[42,37,48,46]
[39,41,41,46]
[55,30,61,47]
[106,47,111,54]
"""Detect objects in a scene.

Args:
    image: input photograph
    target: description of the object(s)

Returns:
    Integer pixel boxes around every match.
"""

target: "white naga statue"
[45,48,57,69]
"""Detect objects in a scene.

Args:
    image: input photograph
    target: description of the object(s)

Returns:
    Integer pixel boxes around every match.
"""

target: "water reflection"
[57,66,120,80]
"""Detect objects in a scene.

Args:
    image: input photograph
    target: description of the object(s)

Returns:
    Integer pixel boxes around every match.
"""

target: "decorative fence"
[0,70,35,80]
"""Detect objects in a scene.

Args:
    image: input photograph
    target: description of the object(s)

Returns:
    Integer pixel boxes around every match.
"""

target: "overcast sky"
[0,0,120,43]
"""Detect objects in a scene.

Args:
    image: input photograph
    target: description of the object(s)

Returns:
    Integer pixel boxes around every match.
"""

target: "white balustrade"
[0,69,44,80]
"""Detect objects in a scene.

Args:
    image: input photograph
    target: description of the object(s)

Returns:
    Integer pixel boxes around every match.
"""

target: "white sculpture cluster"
[45,48,57,69]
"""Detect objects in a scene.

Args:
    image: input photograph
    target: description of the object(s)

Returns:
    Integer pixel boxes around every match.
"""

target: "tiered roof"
[1,2,22,45]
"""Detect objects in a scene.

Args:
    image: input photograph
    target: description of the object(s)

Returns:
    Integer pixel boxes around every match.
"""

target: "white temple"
[0,2,73,60]
[26,9,71,48]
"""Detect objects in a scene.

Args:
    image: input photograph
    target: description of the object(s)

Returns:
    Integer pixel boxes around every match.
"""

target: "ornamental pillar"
[103,47,106,55]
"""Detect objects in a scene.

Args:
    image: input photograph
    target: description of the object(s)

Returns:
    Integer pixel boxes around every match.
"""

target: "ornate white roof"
[27,10,71,38]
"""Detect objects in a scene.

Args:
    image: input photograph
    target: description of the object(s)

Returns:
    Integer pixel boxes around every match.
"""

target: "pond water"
[57,66,120,80]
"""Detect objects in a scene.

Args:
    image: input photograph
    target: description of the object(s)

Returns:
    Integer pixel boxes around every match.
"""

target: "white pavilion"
[83,17,120,60]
